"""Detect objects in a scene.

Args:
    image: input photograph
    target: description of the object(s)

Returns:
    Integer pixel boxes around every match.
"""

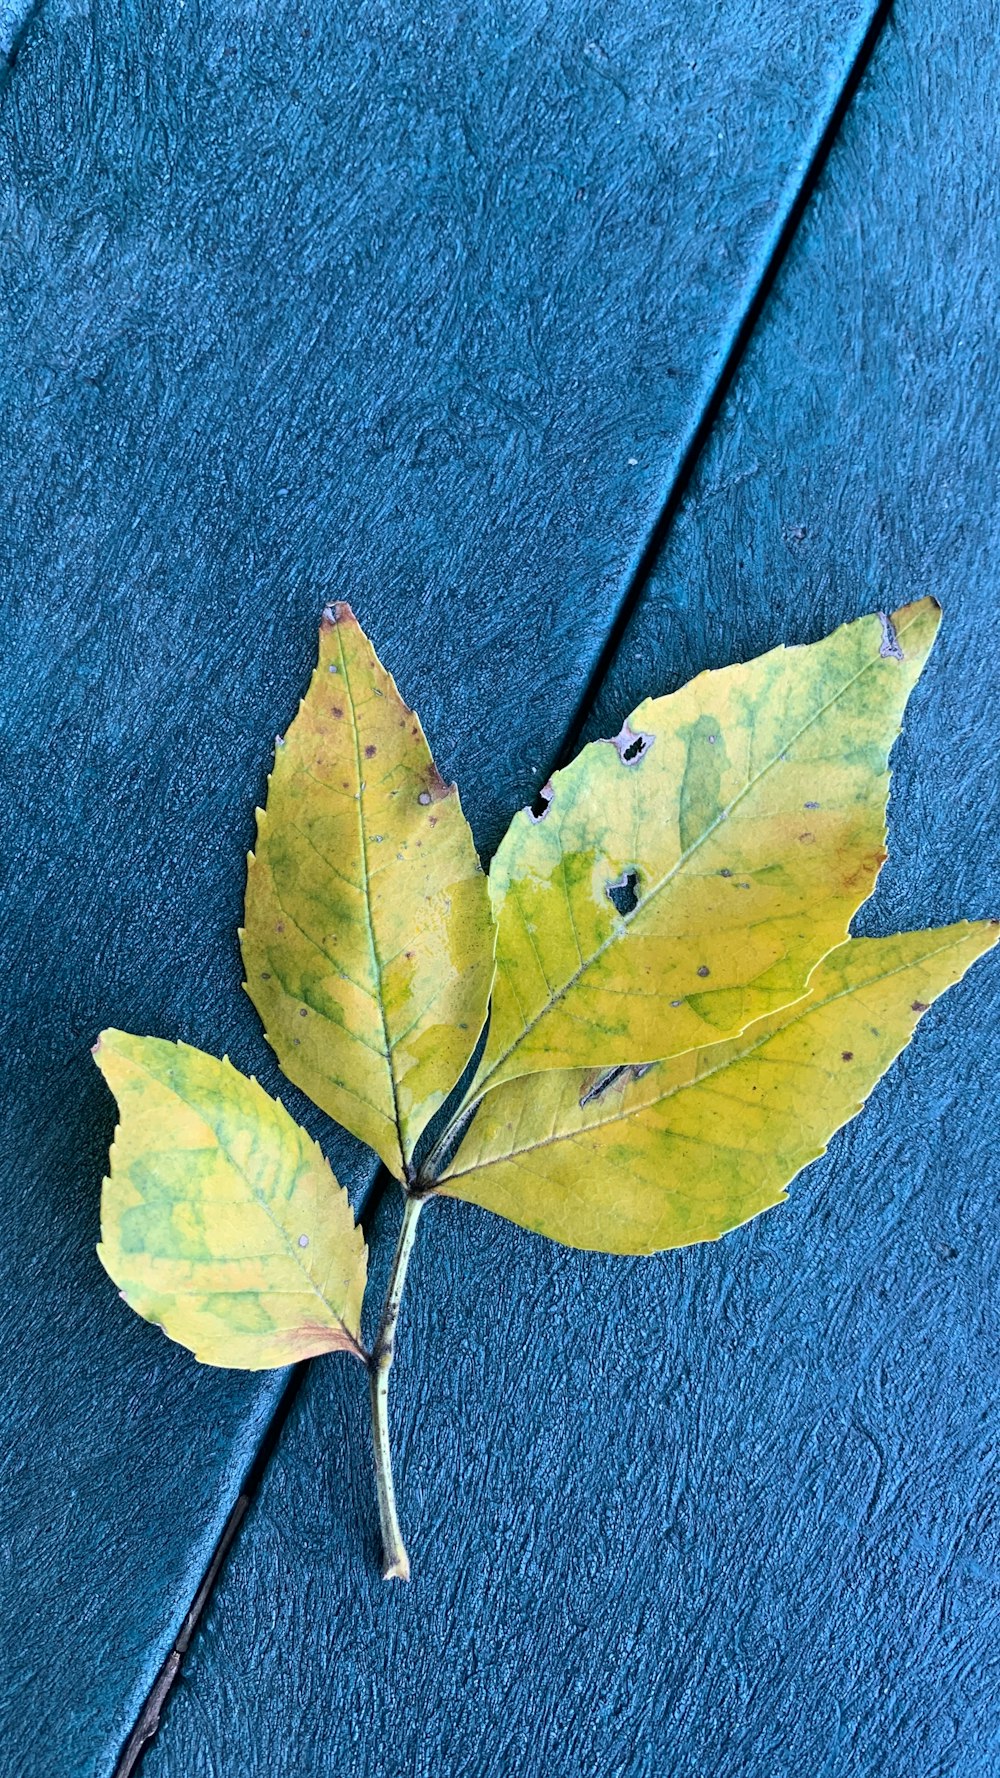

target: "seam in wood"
[110,3,894,1767]
[555,0,896,773]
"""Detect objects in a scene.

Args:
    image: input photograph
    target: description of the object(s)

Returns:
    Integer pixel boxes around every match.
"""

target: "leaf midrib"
[337,622,407,1167]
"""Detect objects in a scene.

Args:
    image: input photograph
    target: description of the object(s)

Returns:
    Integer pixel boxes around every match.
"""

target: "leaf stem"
[368,1189,424,1580]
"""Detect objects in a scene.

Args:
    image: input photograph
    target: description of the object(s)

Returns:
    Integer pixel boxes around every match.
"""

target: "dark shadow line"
[110,4,893,1770]
[554,0,894,769]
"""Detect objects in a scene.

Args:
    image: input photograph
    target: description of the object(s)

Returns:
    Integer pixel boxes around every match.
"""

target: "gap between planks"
[108,1,894,1769]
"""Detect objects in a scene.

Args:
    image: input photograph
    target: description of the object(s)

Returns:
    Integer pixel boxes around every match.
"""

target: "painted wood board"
[139,0,1000,1774]
[0,0,885,1770]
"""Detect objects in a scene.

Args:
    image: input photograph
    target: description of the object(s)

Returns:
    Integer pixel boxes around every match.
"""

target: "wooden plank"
[0,0,884,1770]
[138,0,1000,1774]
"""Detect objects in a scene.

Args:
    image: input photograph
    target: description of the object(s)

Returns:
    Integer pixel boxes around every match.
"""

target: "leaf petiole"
[368,1189,425,1580]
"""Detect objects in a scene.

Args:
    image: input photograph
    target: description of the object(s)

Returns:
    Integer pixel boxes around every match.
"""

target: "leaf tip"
[320,601,356,631]
[92,1027,128,1069]
[885,594,943,658]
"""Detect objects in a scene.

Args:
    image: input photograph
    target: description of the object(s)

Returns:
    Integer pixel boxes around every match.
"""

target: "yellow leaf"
[241,604,495,1178]
[471,601,940,1098]
[95,1030,367,1368]
[439,922,999,1253]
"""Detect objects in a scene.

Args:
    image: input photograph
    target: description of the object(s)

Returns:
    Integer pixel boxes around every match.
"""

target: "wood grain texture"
[141,1,1000,1774]
[0,0,881,1771]
[0,0,35,59]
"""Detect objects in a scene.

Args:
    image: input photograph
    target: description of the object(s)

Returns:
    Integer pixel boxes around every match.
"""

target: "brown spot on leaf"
[799,832,814,844]
[331,706,344,719]
[421,763,451,804]
[365,744,377,758]
[697,965,710,978]
[841,1051,853,1061]
[911,1000,928,1012]
[842,848,888,891]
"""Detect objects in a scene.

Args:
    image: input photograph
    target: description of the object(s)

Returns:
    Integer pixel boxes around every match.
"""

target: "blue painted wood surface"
[0,1,885,1772]
[136,1,1000,1775]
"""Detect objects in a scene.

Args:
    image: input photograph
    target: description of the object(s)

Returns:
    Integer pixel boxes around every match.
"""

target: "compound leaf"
[242,604,495,1179]
[440,922,998,1253]
[95,1030,367,1368]
[471,601,940,1099]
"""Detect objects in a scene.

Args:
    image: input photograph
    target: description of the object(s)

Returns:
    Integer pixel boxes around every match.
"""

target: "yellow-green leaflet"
[440,923,999,1253]
[95,1031,367,1368]
[242,604,496,1179]
[471,601,940,1098]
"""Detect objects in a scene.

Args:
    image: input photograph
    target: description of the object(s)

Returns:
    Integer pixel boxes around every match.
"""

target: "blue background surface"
[1,0,997,1773]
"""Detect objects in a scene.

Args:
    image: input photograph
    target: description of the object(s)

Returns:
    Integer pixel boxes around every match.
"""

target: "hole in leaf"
[579,1060,653,1109]
[580,1064,629,1107]
[529,782,554,822]
[878,610,904,660]
[606,868,639,918]
[609,720,655,766]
